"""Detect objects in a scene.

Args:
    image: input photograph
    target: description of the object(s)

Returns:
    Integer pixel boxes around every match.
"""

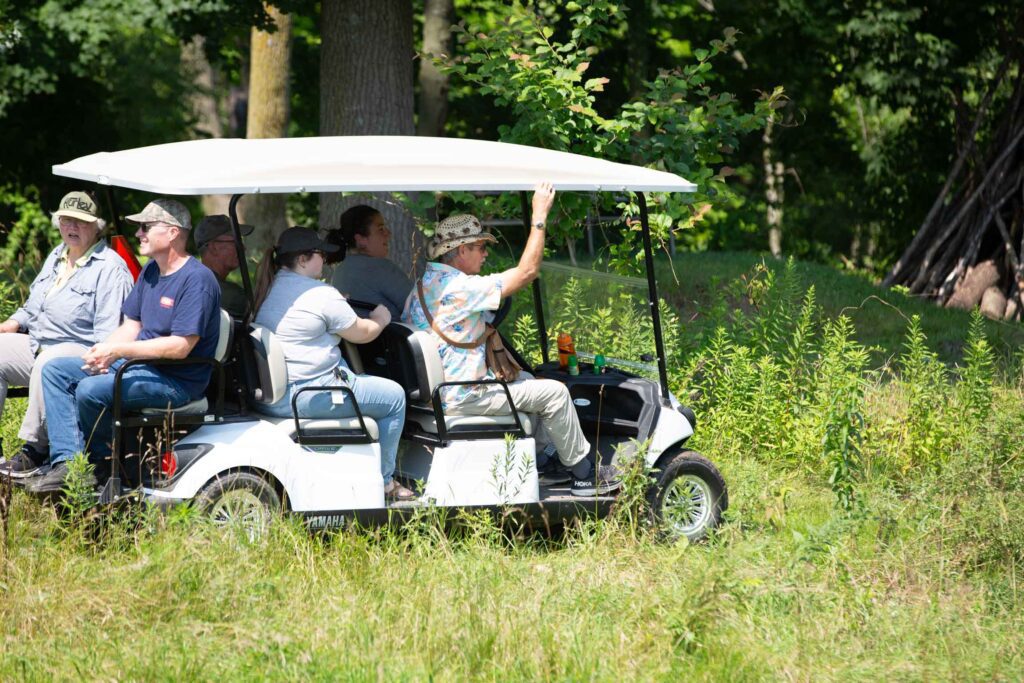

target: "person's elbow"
[170,335,200,359]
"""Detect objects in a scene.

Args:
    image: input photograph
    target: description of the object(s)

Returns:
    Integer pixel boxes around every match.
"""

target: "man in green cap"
[195,214,254,319]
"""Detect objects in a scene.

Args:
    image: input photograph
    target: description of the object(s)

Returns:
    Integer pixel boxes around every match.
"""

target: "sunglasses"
[139,224,175,237]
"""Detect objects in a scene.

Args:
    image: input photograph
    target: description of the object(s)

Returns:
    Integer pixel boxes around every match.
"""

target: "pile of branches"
[885,53,1024,320]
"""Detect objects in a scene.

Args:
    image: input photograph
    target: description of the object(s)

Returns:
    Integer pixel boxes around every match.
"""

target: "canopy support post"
[228,194,255,320]
[520,191,549,364]
[637,193,671,406]
[102,187,121,235]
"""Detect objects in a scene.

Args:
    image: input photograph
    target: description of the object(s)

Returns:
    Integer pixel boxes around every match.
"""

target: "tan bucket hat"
[126,199,192,231]
[53,191,101,222]
[428,214,497,260]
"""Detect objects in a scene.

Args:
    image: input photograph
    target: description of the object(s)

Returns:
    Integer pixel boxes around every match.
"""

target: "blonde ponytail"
[252,246,278,316]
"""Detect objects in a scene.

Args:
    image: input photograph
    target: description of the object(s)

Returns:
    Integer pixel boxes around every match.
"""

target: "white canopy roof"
[52,136,696,195]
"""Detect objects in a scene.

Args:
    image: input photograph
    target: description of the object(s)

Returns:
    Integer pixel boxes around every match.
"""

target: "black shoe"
[570,464,622,497]
[537,458,572,485]
[0,446,47,479]
[26,462,95,494]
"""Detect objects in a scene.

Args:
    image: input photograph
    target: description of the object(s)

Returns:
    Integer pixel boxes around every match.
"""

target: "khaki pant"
[0,334,89,449]
[453,374,591,467]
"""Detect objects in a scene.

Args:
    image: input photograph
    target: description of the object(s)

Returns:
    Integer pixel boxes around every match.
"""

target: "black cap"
[195,215,254,250]
[275,226,340,257]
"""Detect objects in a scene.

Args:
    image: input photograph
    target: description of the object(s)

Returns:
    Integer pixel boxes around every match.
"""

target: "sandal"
[385,480,417,501]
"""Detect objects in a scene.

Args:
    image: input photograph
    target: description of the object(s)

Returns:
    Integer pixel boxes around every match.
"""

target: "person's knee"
[75,374,113,410]
[41,356,81,388]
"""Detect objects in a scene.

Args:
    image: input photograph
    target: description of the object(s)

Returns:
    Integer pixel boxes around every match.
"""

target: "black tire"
[647,449,727,542]
[195,471,281,539]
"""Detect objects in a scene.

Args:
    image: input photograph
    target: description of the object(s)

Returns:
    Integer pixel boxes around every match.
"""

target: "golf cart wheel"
[647,450,727,542]
[195,471,280,538]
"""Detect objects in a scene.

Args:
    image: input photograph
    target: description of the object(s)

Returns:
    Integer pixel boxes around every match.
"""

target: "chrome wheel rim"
[662,474,713,538]
[209,489,270,540]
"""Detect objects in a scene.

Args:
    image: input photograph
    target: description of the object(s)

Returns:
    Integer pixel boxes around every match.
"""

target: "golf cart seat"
[380,322,533,440]
[139,308,233,416]
[249,325,378,443]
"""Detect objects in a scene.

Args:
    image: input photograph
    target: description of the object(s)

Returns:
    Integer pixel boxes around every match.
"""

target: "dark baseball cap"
[275,226,340,256]
[195,215,254,250]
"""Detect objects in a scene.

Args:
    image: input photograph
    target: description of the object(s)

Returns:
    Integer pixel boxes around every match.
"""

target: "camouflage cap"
[53,191,101,223]
[125,199,192,231]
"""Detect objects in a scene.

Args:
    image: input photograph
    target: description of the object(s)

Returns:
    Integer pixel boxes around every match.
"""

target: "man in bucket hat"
[403,182,620,497]
[32,198,222,492]
[195,214,253,319]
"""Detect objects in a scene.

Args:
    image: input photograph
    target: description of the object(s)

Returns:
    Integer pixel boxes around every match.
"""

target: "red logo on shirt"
[160,296,174,308]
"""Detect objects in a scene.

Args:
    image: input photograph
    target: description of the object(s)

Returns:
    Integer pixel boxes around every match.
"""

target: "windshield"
[505,262,680,378]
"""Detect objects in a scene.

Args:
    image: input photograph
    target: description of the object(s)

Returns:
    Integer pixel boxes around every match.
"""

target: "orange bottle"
[557,332,575,369]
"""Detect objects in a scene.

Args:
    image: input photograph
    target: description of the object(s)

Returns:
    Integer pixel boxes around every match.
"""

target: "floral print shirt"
[402,262,503,407]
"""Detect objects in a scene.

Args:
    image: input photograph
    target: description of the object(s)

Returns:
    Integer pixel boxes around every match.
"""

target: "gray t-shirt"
[254,270,358,382]
[330,253,413,319]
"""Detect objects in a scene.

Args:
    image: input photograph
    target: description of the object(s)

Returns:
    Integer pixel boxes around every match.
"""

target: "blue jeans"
[258,367,406,485]
[41,357,193,464]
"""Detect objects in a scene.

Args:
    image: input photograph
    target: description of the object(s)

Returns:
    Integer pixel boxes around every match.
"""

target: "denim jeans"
[258,366,406,485]
[41,357,192,464]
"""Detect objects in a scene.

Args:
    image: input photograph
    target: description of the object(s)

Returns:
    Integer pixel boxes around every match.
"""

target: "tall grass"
[2,257,1023,679]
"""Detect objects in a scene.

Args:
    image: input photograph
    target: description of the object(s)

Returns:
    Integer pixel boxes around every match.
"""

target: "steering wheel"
[491,297,512,328]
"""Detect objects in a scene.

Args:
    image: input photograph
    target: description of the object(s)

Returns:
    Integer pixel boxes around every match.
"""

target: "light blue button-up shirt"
[9,240,134,353]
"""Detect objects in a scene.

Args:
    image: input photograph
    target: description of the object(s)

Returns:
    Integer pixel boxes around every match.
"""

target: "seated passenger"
[403,183,620,497]
[32,199,222,492]
[0,191,133,479]
[326,205,413,318]
[195,214,254,319]
[252,227,414,501]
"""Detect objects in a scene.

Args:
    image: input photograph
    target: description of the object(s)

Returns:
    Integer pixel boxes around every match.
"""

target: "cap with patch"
[195,215,254,250]
[126,199,192,231]
[53,191,101,223]
[428,214,497,260]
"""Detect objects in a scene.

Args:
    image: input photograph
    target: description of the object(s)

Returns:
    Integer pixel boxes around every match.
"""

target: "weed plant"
[2,258,1023,678]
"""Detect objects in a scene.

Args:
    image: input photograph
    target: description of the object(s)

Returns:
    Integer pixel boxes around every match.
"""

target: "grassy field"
[2,252,1023,681]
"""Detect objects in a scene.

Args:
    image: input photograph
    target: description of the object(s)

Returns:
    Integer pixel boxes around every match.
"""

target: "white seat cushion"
[140,397,208,416]
[269,416,380,441]
[406,407,533,435]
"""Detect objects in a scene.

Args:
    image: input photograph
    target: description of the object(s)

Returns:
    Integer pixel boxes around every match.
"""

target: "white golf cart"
[50,136,727,541]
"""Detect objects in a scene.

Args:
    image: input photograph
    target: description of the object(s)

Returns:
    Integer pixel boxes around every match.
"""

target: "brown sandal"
[385,480,417,501]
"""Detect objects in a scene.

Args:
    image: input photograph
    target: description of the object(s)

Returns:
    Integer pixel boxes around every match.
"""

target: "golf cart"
[50,135,727,541]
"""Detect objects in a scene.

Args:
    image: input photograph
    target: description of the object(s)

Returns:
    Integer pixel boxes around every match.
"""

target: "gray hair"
[52,213,108,235]
[438,247,460,265]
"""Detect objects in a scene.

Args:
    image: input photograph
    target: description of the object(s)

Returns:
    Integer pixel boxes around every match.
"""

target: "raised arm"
[498,182,555,297]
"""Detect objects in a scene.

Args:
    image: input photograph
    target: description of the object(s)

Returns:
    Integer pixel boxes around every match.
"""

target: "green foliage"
[439,0,781,273]
[0,184,58,297]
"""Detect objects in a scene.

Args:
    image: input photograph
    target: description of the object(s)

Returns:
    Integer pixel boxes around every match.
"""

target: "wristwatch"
[532,220,546,230]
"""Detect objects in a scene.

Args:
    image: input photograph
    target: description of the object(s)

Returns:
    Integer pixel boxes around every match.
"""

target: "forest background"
[1,0,1021,298]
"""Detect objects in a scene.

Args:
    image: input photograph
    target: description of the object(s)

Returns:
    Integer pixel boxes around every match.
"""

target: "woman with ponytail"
[253,226,414,501]
[325,205,413,318]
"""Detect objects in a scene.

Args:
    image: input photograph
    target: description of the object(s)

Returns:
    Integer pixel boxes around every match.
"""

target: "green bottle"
[568,354,580,376]
[593,354,606,374]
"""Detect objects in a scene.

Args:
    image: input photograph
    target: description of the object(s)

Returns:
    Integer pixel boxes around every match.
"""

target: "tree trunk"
[625,0,651,99]
[417,0,453,137]
[181,36,231,218]
[763,118,784,258]
[244,3,292,254]
[320,0,422,278]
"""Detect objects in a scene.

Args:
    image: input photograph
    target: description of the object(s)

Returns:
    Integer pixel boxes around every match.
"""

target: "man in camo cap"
[403,182,621,498]
[33,198,222,492]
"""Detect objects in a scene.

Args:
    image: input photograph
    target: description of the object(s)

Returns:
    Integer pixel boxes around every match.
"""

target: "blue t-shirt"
[122,258,221,399]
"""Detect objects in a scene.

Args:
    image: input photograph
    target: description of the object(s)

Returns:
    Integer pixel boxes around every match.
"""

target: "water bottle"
[568,354,580,376]
[557,332,575,369]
